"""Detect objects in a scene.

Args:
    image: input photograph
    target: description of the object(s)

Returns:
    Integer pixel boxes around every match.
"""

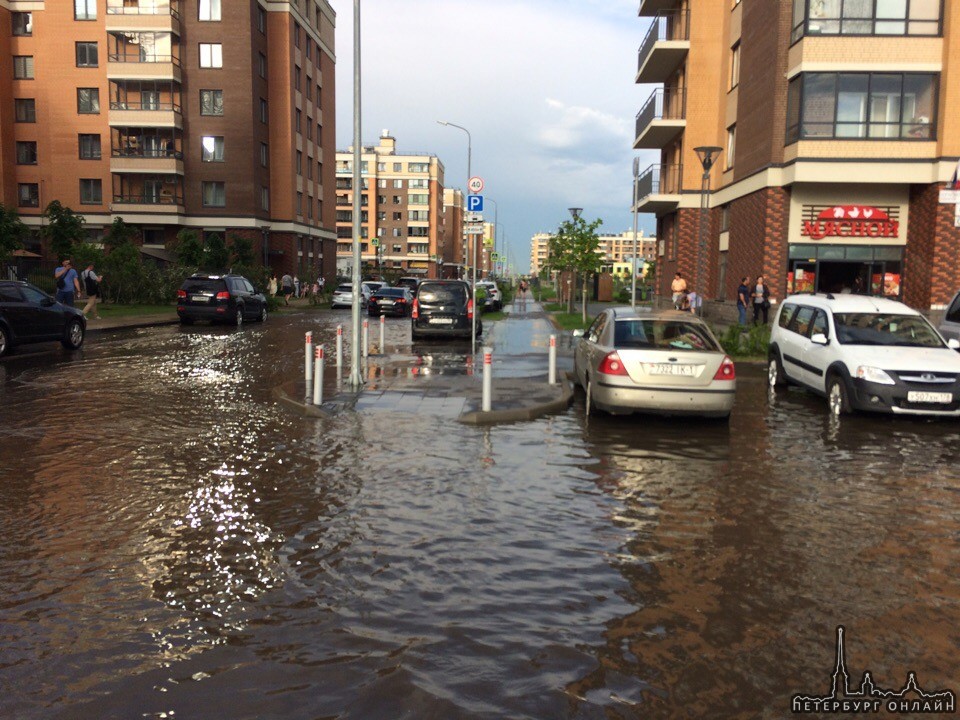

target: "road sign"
[465,212,483,223]
[371,238,380,247]
[941,189,960,204]
[468,176,484,193]
[467,195,484,212]
[464,226,484,235]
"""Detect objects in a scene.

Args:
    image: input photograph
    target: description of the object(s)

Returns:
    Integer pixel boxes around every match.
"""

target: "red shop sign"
[801,205,899,241]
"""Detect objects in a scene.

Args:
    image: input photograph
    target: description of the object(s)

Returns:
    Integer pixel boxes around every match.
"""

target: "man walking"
[737,276,750,326]
[54,259,82,307]
[671,272,687,309]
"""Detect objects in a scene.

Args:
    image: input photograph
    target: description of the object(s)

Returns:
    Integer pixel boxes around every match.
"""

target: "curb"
[86,316,180,334]
[272,381,354,418]
[457,380,574,425]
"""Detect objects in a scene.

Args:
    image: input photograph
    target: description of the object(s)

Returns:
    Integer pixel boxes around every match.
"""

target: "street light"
[694,146,723,318]
[349,0,364,388]
[631,156,640,310]
[567,208,582,307]
[437,119,477,354]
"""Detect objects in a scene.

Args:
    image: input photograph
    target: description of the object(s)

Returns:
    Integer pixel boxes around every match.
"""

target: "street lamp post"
[437,119,476,354]
[349,0,363,388]
[631,157,640,310]
[569,208,582,310]
[693,146,723,318]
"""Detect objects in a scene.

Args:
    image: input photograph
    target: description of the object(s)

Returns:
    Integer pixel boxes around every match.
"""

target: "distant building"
[529,230,655,277]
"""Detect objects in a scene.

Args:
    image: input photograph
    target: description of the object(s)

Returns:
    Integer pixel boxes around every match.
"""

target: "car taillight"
[176,289,187,299]
[467,299,474,319]
[713,356,736,381]
[598,351,628,376]
[412,299,419,319]
[216,291,230,301]
[395,298,406,303]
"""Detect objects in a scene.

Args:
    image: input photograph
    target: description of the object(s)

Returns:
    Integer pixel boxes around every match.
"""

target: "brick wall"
[726,187,790,301]
[906,182,960,308]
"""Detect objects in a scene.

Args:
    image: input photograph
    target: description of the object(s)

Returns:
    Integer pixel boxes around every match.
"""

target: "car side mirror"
[41,297,56,307]
[572,329,585,338]
[948,338,960,351]
[810,332,829,346]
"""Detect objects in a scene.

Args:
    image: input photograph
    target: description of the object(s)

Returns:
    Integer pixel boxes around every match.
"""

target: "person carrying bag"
[81,263,103,320]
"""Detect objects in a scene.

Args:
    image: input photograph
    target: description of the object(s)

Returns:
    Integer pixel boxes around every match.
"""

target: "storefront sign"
[801,205,899,241]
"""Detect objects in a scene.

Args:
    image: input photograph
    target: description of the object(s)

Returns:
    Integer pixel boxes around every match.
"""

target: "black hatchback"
[176,274,267,327]
[0,280,86,357]
[411,280,481,341]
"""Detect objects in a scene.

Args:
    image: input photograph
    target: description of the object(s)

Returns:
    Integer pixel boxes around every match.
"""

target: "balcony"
[638,0,681,15]
[112,193,183,215]
[636,10,689,84]
[109,100,182,128]
[111,147,183,174]
[107,54,181,83]
[634,87,686,149]
[635,163,683,216]
[106,1,181,35]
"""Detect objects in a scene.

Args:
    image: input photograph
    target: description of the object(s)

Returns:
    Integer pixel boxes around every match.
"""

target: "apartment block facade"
[529,230,656,277]
[0,0,337,279]
[636,0,960,310]
[335,132,450,279]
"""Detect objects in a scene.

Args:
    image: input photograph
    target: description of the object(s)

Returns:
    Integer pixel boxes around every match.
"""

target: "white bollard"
[482,346,493,412]
[379,313,385,353]
[312,345,324,405]
[336,324,344,372]
[549,334,557,385]
[304,331,314,398]
[362,319,369,359]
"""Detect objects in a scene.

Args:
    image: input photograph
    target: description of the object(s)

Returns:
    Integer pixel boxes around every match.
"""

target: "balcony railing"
[637,163,683,199]
[113,193,182,205]
[635,87,686,138]
[107,1,181,18]
[112,147,183,159]
[637,9,690,72]
[110,101,181,112]
[109,54,181,66]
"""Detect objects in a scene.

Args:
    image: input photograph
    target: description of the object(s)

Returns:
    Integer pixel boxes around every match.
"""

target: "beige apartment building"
[636,0,960,310]
[529,230,655,277]
[335,132,453,278]
[0,0,338,278]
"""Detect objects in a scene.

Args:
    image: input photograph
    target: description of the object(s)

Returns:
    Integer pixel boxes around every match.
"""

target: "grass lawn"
[550,312,590,332]
[482,310,506,321]
[97,304,175,318]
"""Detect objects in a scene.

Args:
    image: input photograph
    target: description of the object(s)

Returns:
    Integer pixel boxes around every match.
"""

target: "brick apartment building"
[1,0,337,279]
[529,230,656,277]
[335,132,464,280]
[636,0,960,311]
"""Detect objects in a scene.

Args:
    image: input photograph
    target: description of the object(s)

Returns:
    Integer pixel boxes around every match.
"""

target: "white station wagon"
[768,294,960,416]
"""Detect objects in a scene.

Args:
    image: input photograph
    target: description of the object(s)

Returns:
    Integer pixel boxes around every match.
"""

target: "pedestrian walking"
[54,259,82,307]
[671,272,687,309]
[280,273,294,305]
[81,263,103,319]
[268,274,278,297]
[294,275,301,298]
[736,276,750,326]
[317,274,325,296]
[753,275,771,324]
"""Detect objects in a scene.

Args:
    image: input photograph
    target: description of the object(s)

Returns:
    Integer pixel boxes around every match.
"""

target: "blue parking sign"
[467,195,484,212]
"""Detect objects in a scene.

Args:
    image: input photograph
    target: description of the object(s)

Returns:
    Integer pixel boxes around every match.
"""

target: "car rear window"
[183,278,227,293]
[335,284,353,292]
[419,284,466,303]
[376,288,405,298]
[614,320,719,352]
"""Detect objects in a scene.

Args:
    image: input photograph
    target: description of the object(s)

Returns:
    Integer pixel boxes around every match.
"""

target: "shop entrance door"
[816,261,878,295]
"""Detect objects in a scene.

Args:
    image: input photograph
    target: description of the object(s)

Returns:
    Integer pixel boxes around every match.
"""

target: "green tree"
[201,233,229,272]
[552,214,603,323]
[546,231,576,313]
[42,201,86,260]
[103,217,138,251]
[171,228,204,268]
[0,204,28,264]
[228,233,256,268]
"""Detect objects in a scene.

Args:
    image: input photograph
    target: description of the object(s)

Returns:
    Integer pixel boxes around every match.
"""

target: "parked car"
[768,293,960,416]
[476,281,503,311]
[411,280,482,341]
[369,287,413,317]
[0,280,86,357]
[362,280,387,295]
[396,277,421,292]
[938,289,960,342]
[573,307,735,419]
[331,283,370,309]
[176,273,267,327]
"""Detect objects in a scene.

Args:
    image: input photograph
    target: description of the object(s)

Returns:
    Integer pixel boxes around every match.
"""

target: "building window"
[260,98,268,123]
[258,6,266,33]
[260,143,268,167]
[409,162,428,173]
[259,53,266,78]
[76,42,98,68]
[720,204,731,232]
[16,141,37,165]
[80,179,102,205]
[15,98,36,123]
[202,181,226,207]
[14,56,34,80]
[307,117,313,140]
[77,88,100,114]
[295,66,301,91]
[201,136,225,162]
[296,150,303,175]
[79,134,101,159]
[199,43,223,68]
[260,186,269,211]
[392,211,402,220]
[199,0,221,21]
[306,38,312,61]
[12,12,32,36]
[393,162,402,172]
[726,125,736,169]
[393,179,403,189]
[75,0,96,21]
[18,183,39,207]
[297,192,303,214]
[199,89,223,115]
[786,72,937,143]
[791,0,941,43]
[729,42,740,90]
[307,159,313,180]
[294,23,301,48]
[295,108,302,134]
[306,79,312,101]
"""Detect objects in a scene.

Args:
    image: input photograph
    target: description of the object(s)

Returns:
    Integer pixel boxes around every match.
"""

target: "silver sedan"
[573,307,736,419]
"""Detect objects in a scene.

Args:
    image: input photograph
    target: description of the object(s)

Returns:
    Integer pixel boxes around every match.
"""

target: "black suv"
[177,274,267,327]
[411,280,481,341]
[0,280,86,357]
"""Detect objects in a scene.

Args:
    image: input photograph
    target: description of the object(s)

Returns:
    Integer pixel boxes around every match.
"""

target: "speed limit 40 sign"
[468,176,484,194]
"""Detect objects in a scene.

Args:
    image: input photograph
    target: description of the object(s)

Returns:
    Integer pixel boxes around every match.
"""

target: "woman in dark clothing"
[753,275,771,324]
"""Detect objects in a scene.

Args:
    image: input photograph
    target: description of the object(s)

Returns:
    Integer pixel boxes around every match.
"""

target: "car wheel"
[827,373,851,416]
[0,324,8,357]
[234,308,243,328]
[768,353,786,388]
[62,318,85,350]
[260,306,267,323]
[585,375,596,416]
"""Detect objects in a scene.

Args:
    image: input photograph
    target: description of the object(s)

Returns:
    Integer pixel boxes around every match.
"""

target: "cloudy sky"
[330,0,659,273]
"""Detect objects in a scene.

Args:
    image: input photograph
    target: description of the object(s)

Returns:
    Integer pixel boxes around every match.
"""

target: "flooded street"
[2,311,960,718]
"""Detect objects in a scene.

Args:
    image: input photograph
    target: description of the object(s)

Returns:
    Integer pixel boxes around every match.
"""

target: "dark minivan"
[177,274,267,327]
[411,280,481,341]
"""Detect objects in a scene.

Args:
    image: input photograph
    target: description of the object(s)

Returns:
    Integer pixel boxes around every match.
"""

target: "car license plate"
[650,363,696,376]
[430,317,454,324]
[191,295,209,302]
[907,391,952,404]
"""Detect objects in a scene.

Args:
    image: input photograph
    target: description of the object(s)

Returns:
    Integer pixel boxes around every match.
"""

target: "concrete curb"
[86,316,180,334]
[457,379,574,425]
[272,380,353,418]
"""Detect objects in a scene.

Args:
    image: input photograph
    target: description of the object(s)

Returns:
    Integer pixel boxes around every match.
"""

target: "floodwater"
[2,311,960,719]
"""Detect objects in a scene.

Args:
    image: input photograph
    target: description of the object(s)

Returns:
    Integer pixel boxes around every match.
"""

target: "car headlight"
[856,366,895,385]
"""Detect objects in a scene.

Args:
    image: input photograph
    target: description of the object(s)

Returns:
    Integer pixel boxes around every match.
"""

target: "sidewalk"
[276,297,574,425]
